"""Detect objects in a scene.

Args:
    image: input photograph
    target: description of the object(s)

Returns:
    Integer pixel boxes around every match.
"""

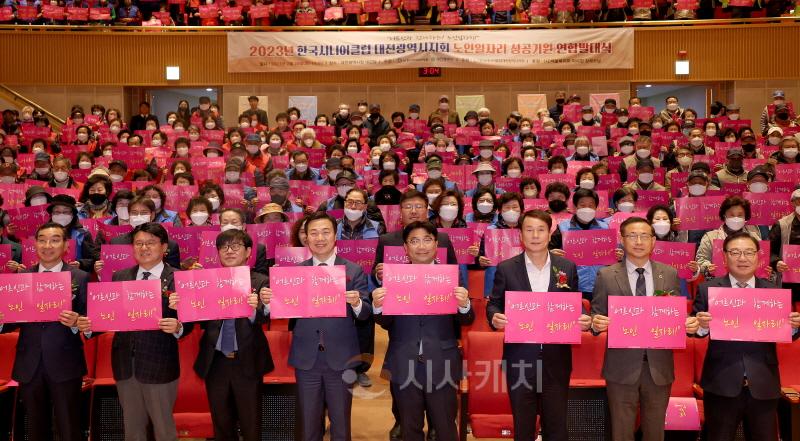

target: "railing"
[0,84,64,129]
[0,15,798,32]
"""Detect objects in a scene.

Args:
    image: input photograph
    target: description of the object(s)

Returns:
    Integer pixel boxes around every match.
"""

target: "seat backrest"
[465,331,512,415]
[0,332,19,381]
[462,297,492,337]
[570,331,606,382]
[82,334,98,379]
[692,336,708,385]
[264,330,295,381]
[670,337,694,397]
[777,338,800,386]
[467,270,485,300]
[93,332,115,382]
[174,327,210,413]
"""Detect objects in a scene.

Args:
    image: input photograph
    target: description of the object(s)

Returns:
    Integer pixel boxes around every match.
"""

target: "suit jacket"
[693,276,798,400]
[487,252,579,384]
[287,256,372,371]
[110,264,193,384]
[4,265,89,383]
[110,232,181,270]
[194,271,274,379]
[591,260,680,386]
[375,268,475,386]
[371,230,458,286]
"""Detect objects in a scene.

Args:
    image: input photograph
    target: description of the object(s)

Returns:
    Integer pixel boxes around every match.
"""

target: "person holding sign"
[77,222,192,441]
[693,232,800,441]
[591,216,698,441]
[0,222,89,441]
[487,210,590,441]
[260,211,370,441]
[171,229,273,441]
[372,221,474,441]
[769,188,800,303]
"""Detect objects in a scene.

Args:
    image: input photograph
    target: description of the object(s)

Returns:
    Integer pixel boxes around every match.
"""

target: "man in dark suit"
[103,196,181,269]
[78,222,192,441]
[128,101,156,132]
[487,210,591,441]
[173,228,274,441]
[0,222,89,441]
[261,211,370,441]
[591,216,698,441]
[693,231,800,441]
[372,221,474,441]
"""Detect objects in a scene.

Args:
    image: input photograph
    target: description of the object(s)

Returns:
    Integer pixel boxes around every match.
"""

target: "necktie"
[736,281,748,288]
[220,319,236,356]
[317,262,327,351]
[635,268,646,297]
[141,271,151,280]
[318,263,327,266]
[43,270,51,272]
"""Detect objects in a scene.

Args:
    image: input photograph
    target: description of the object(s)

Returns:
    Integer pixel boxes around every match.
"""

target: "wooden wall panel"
[0,23,798,85]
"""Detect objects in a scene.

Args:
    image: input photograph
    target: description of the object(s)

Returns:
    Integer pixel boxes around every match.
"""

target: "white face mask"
[617,201,635,213]
[295,163,308,173]
[189,134,200,141]
[506,169,521,179]
[427,169,442,180]
[76,133,89,142]
[520,127,531,135]
[638,172,654,184]
[562,129,572,135]
[618,116,629,124]
[728,113,740,121]
[383,161,396,171]
[476,201,494,214]
[620,144,634,155]
[53,171,69,182]
[677,156,692,167]
[477,174,493,186]
[303,139,314,147]
[579,179,595,190]
[103,150,113,157]
[380,143,391,152]
[576,146,590,156]
[240,122,250,128]
[30,196,48,206]
[501,210,520,224]
[690,137,703,147]
[667,103,678,111]
[344,208,364,221]
[688,184,707,196]
[207,152,219,158]
[523,189,537,198]
[705,129,717,137]
[220,223,242,232]
[636,148,650,159]
[146,125,156,131]
[544,126,554,131]
[748,182,768,194]
[653,221,671,237]
[110,125,121,134]
[35,167,50,176]
[347,146,358,154]
[190,212,209,225]
[110,174,124,183]
[328,170,341,181]
[129,214,150,227]
[551,168,564,175]
[439,205,458,222]
[337,185,353,198]
[576,207,596,223]
[652,122,663,129]
[150,198,162,210]
[51,213,73,226]
[78,161,91,170]
[205,122,216,129]
[628,127,639,135]
[115,206,129,220]
[725,216,746,231]
[225,171,240,182]
[582,114,594,122]
[207,197,221,210]
[784,148,799,159]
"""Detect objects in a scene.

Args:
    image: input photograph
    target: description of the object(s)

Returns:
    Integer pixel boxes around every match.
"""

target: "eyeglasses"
[344,200,366,208]
[133,241,160,249]
[726,249,757,259]
[401,204,426,211]
[622,233,654,242]
[219,243,244,252]
[407,237,435,247]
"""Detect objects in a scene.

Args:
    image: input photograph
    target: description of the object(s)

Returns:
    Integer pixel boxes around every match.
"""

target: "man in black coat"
[0,222,89,441]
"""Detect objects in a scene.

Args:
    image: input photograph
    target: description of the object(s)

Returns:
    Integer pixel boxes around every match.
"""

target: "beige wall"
[3,86,125,120]
[732,80,800,126]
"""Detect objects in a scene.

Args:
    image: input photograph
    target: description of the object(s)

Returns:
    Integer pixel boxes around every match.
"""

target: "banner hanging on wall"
[227,29,634,72]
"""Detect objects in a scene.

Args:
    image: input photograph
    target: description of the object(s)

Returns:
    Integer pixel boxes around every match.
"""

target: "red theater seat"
[91,332,115,387]
[570,331,606,388]
[174,327,213,439]
[462,297,492,338]
[263,330,295,384]
[0,332,18,384]
[468,270,485,300]
[776,338,800,440]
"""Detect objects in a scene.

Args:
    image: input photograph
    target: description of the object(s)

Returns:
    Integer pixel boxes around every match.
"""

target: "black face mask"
[270,194,286,205]
[88,194,107,205]
[640,130,652,137]
[507,122,519,131]
[777,113,789,121]
[393,122,403,129]
[548,199,567,213]
[742,144,756,152]
[370,112,381,119]
[556,99,565,105]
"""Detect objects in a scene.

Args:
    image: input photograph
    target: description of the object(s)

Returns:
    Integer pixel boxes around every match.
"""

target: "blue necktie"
[220,319,236,356]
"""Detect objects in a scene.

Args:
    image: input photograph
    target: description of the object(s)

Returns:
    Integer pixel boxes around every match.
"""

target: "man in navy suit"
[0,222,89,441]
[372,220,474,441]
[487,210,591,441]
[260,211,371,441]
[694,231,800,441]
[78,222,192,441]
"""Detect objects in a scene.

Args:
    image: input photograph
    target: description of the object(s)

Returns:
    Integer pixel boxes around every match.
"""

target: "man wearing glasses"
[591,217,698,441]
[693,231,800,441]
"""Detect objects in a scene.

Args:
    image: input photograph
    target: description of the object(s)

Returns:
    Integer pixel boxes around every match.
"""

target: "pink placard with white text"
[0,272,71,323]
[269,265,347,319]
[707,287,791,343]
[504,291,582,344]
[87,279,162,332]
[608,296,686,349]
[562,229,617,265]
[175,266,253,322]
[664,397,701,431]
[382,264,459,315]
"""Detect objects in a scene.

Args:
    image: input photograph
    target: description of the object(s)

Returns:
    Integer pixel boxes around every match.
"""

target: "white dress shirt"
[136,261,164,281]
[39,261,64,273]
[524,253,551,293]
[625,260,654,297]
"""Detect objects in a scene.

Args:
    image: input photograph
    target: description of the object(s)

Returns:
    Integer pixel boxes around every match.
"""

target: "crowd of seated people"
[0,0,796,26]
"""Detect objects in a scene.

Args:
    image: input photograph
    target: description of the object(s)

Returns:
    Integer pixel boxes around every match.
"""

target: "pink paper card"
[562,229,617,266]
[246,223,292,258]
[774,163,800,183]
[664,397,701,431]
[607,211,645,234]
[175,266,253,322]
[635,190,670,210]
[87,280,163,332]
[382,264,459,315]
[378,205,403,232]
[674,196,725,231]
[608,296,686,349]
[439,228,475,265]
[383,246,446,265]
[269,265,347,319]
[745,192,792,226]
[628,106,655,121]
[336,239,378,274]
[164,225,219,260]
[781,244,800,283]
[504,291,582,344]
[97,223,133,242]
[274,247,312,266]
[196,230,257,269]
[711,239,770,279]
[0,272,71,323]
[20,239,76,267]
[7,205,50,239]
[483,228,522,266]
[708,287,791,343]
[651,241,695,279]
[100,244,136,282]
[0,244,12,273]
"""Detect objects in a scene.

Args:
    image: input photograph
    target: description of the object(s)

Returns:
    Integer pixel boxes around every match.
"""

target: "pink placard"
[711,239,770,279]
[247,223,292,258]
[196,230,257,269]
[608,296,686,349]
[635,190,670,210]
[20,239,76,267]
[336,239,378,274]
[781,244,800,284]
[164,225,219,260]
[664,397,701,431]
[439,228,476,265]
[745,192,793,226]
[382,264,459,315]
[562,229,617,265]
[378,205,403,232]
[674,196,725,231]
[384,246,446,265]
[269,265,347,319]
[87,279,163,332]
[504,291,582,344]
[651,241,695,279]
[707,287,791,343]
[100,244,136,282]
[274,247,312,266]
[483,228,522,267]
[97,223,133,242]
[175,266,253,322]
[0,272,72,323]
[0,244,12,273]
[7,205,50,239]
[628,106,655,121]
